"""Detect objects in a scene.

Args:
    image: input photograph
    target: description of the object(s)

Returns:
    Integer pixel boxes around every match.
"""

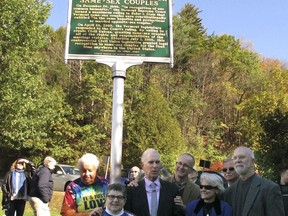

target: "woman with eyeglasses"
[1,158,35,216]
[185,173,232,216]
[89,183,135,216]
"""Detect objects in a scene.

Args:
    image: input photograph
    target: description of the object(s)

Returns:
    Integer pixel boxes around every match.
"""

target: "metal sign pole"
[97,61,142,183]
[105,156,110,179]
[110,71,125,184]
[65,0,173,184]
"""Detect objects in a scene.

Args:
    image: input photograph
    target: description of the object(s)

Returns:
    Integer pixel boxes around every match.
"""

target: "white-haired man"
[61,153,108,216]
[29,156,57,216]
[224,146,285,216]
[124,148,183,216]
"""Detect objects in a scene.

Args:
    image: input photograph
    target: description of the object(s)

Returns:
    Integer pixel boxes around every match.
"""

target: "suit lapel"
[139,180,151,216]
[157,179,166,216]
[242,175,260,216]
[232,182,239,216]
[182,181,190,203]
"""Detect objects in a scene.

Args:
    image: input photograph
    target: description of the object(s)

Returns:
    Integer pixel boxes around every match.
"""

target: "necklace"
[204,209,211,216]
[203,204,213,216]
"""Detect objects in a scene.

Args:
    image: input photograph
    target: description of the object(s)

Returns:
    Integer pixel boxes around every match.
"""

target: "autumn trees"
[1,1,288,177]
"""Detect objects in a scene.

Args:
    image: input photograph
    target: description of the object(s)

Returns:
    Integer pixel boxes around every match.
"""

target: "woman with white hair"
[185,172,232,216]
[61,153,109,215]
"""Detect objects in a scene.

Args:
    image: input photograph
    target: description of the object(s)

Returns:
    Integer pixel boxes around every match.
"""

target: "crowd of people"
[1,156,56,216]
[1,146,287,216]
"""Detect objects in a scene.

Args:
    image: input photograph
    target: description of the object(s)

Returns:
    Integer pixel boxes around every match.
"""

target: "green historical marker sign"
[65,0,173,64]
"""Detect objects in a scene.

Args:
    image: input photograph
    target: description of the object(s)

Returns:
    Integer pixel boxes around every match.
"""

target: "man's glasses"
[107,195,125,201]
[200,185,217,190]
[222,167,235,172]
[176,162,192,170]
[130,171,138,173]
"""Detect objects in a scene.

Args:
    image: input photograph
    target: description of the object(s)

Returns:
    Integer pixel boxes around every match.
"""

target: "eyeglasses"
[200,185,217,190]
[107,195,125,201]
[222,167,235,172]
[176,162,192,170]
[17,162,24,165]
[130,171,138,173]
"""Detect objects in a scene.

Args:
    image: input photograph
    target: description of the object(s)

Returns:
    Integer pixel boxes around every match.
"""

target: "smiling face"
[200,178,218,203]
[16,161,25,170]
[105,190,126,214]
[175,154,194,180]
[80,162,97,185]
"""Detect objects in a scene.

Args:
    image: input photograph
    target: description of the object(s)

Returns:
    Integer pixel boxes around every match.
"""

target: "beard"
[235,164,250,175]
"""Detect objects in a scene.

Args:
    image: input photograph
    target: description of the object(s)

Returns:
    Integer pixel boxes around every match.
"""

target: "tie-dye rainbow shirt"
[63,177,108,213]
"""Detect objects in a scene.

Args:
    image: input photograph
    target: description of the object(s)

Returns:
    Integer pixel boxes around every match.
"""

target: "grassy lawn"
[0,191,64,216]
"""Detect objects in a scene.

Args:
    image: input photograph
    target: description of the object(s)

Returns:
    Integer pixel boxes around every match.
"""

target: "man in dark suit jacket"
[224,146,285,216]
[124,148,183,216]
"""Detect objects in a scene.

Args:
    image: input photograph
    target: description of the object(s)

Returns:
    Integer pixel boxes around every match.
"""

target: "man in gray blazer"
[224,146,285,216]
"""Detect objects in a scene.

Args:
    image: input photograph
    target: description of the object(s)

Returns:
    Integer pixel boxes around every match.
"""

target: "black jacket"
[124,179,184,216]
[1,163,34,209]
[29,166,54,203]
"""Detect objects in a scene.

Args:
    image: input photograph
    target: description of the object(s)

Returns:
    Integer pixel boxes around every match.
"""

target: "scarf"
[11,169,27,200]
[172,176,187,191]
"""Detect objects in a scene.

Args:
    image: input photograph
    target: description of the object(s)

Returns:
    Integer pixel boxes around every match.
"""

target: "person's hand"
[89,207,103,216]
[174,196,184,208]
[18,159,29,163]
[127,179,139,187]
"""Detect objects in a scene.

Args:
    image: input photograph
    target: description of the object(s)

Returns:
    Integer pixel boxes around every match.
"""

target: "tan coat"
[165,175,201,205]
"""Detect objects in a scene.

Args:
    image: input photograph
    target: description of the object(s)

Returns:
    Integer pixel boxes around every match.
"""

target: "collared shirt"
[105,208,124,216]
[144,177,161,215]
[104,208,135,216]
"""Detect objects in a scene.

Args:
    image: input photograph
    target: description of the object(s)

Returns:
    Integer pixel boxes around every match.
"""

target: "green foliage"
[257,109,288,181]
[173,3,206,68]
[0,0,51,57]
[1,1,288,179]
[123,83,186,171]
[0,0,62,167]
